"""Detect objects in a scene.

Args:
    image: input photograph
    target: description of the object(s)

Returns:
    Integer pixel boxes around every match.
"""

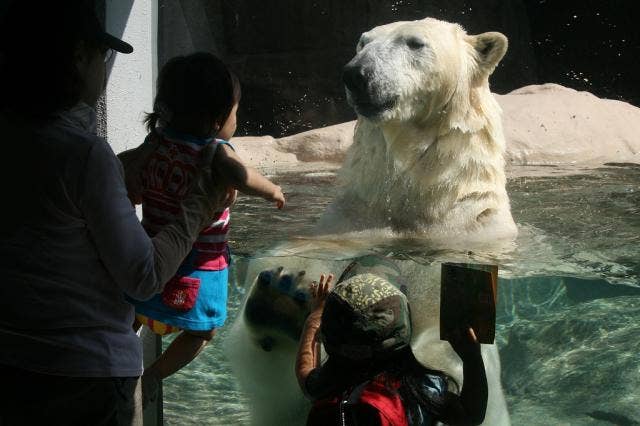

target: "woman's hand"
[309,273,334,315]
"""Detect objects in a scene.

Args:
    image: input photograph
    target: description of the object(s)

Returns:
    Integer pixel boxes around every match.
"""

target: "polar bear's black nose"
[258,336,275,352]
[343,63,367,93]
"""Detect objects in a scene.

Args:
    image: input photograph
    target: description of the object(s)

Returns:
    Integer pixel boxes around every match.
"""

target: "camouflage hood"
[320,272,412,360]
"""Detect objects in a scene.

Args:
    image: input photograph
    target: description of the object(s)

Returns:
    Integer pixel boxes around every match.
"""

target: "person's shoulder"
[67,128,108,152]
[4,111,111,164]
[59,128,115,167]
[212,138,235,154]
[210,139,240,169]
[214,138,234,147]
[41,114,108,154]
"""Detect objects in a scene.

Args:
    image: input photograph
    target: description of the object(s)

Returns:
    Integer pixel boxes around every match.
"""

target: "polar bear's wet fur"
[227,255,511,426]
[226,17,514,426]
[322,17,517,242]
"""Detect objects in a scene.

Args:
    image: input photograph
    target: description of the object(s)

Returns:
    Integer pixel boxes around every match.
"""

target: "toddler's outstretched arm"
[213,144,285,209]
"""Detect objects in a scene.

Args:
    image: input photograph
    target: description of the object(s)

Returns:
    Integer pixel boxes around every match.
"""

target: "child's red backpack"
[307,373,407,426]
[307,372,446,426]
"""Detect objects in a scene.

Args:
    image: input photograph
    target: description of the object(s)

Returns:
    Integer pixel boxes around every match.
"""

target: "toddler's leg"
[141,328,216,408]
[144,328,217,380]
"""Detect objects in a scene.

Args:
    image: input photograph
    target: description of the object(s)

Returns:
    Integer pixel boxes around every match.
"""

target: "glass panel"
[152,2,639,425]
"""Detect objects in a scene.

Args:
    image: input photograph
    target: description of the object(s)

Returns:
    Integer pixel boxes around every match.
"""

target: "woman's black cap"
[1,0,133,55]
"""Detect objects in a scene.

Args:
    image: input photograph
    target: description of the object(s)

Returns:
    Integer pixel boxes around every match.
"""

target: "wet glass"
[152,2,639,425]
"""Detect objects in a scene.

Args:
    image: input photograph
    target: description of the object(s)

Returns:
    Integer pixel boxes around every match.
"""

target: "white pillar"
[105,0,157,154]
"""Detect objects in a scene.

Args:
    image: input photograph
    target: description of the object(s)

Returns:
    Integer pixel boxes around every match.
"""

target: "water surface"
[163,163,640,425]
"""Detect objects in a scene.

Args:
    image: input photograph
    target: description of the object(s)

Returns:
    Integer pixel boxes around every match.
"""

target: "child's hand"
[309,273,334,314]
[448,326,481,360]
[272,185,285,209]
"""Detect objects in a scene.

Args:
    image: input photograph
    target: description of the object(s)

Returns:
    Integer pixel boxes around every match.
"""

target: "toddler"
[124,52,285,403]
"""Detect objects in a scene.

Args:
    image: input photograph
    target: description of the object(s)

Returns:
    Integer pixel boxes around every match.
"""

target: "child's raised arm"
[295,273,334,399]
[212,143,285,209]
[439,327,488,425]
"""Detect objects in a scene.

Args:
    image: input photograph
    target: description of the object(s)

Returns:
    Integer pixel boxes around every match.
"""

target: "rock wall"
[524,0,640,108]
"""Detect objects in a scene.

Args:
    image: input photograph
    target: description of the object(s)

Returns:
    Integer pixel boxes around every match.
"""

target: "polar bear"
[227,252,510,426]
[226,17,513,426]
[320,17,517,242]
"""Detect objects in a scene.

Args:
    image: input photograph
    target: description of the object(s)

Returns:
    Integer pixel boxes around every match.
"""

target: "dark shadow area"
[158,0,639,137]
[0,0,9,18]
[100,0,134,80]
[524,0,640,106]
[4,1,637,137]
[0,0,133,81]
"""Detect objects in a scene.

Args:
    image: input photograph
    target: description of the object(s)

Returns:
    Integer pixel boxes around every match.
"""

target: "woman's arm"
[213,143,285,209]
[295,274,333,399]
[81,138,219,300]
[439,327,488,425]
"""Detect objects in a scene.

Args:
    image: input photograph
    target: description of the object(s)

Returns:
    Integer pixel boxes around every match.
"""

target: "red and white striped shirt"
[141,129,230,271]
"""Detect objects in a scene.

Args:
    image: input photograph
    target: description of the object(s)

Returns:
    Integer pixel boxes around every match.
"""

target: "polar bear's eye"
[406,37,427,50]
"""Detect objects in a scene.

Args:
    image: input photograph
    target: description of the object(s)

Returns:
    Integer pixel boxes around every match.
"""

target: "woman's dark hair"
[0,1,103,118]
[145,52,241,135]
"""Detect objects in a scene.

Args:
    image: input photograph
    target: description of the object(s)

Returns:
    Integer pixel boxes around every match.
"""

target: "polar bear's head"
[343,17,507,131]
[243,267,313,352]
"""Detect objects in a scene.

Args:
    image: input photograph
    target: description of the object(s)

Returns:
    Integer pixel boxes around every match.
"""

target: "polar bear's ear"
[470,32,508,77]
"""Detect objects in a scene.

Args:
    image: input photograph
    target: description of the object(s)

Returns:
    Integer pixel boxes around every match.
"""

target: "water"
[163,163,640,425]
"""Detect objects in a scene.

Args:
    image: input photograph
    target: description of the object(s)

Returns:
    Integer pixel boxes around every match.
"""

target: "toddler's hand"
[272,186,285,209]
[309,273,333,314]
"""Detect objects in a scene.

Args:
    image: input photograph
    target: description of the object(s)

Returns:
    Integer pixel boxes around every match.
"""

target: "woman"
[0,2,229,424]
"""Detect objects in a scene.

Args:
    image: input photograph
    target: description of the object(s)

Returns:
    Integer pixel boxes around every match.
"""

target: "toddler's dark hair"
[145,52,241,134]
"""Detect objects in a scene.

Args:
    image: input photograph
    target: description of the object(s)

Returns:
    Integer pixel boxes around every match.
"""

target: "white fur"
[321,18,517,243]
[227,252,511,426]
[226,17,515,426]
